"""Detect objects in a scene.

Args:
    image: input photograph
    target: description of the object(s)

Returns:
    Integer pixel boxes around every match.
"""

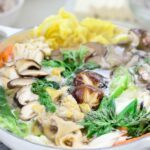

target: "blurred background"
[0,0,150,29]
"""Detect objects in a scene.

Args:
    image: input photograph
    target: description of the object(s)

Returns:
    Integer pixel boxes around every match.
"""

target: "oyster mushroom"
[20,101,40,121]
[72,84,103,109]
[7,78,35,89]
[15,59,41,74]
[19,70,48,77]
[138,64,150,83]
[15,85,38,106]
[85,42,131,69]
[84,42,107,63]
[74,71,106,88]
[15,59,48,77]
[129,29,150,50]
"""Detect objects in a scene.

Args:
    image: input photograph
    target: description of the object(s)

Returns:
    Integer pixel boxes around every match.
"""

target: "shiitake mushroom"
[74,71,106,88]
[72,84,103,109]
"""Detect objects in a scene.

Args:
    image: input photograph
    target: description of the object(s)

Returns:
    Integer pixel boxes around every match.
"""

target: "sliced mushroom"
[15,59,41,74]
[19,70,48,77]
[15,85,38,106]
[8,78,35,89]
[74,71,105,88]
[72,85,103,109]
[20,101,40,121]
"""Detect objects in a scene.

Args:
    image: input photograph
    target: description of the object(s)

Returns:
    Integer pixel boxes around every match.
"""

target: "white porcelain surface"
[0,0,24,26]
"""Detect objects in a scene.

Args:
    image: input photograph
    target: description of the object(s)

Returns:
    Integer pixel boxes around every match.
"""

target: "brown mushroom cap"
[74,71,105,88]
[72,84,103,109]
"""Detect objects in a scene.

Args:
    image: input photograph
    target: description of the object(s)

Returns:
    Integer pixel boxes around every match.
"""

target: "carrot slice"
[0,45,14,67]
[113,132,150,147]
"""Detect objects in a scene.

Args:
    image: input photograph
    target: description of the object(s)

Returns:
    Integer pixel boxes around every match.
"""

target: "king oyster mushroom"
[15,85,38,106]
[7,78,35,89]
[15,59,48,77]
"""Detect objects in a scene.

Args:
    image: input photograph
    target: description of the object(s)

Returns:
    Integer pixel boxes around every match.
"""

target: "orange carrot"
[0,45,14,67]
[113,132,150,147]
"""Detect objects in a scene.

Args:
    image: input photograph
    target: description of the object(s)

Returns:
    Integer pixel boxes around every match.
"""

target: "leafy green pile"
[42,46,100,78]
[32,79,60,112]
[82,66,150,138]
[0,86,28,137]
[82,98,150,138]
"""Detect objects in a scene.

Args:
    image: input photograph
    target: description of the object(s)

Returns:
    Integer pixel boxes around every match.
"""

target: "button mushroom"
[72,85,104,109]
[15,85,38,106]
[7,78,35,89]
[74,71,106,88]
[20,101,40,121]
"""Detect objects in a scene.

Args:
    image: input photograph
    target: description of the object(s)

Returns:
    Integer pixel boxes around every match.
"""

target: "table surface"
[0,143,10,150]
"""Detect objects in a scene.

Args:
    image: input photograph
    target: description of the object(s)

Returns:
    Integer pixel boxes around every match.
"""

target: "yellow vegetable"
[46,87,62,101]
[35,9,128,50]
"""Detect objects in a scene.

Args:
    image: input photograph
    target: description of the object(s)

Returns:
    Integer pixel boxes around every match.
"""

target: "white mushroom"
[20,101,40,121]
[7,78,35,89]
[15,85,38,106]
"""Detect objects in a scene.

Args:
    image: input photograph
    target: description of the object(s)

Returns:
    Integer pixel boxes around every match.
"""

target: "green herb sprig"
[82,98,150,138]
[32,79,59,112]
[42,46,100,79]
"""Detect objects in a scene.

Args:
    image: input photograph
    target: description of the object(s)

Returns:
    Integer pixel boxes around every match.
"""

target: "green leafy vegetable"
[82,98,150,138]
[42,46,100,78]
[32,79,60,112]
[109,66,133,99]
[0,86,28,137]
[117,99,138,120]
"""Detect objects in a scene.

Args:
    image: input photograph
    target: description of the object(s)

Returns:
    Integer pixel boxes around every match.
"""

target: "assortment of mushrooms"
[0,28,149,148]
